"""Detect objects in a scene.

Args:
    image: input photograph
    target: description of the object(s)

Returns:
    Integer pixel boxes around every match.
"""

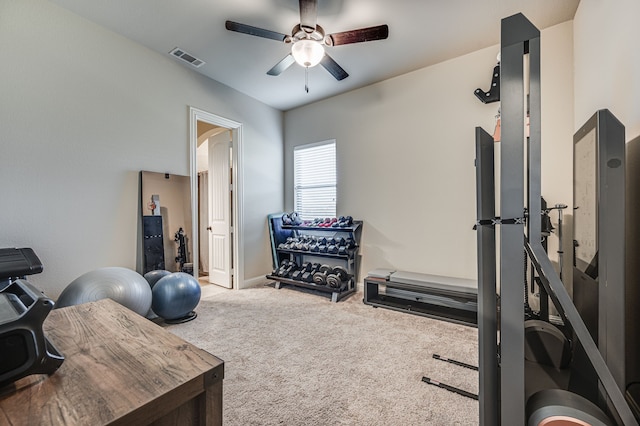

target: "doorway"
[189,107,244,290]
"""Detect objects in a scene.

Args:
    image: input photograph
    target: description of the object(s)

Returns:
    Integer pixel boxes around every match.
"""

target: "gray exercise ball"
[56,267,152,316]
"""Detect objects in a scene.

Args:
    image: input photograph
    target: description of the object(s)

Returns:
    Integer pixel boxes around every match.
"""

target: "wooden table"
[0,298,224,425]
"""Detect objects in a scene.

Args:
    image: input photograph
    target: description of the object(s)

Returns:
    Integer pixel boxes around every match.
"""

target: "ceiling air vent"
[169,47,205,68]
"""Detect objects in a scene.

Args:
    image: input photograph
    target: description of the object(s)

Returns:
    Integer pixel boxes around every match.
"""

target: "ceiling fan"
[225,0,389,83]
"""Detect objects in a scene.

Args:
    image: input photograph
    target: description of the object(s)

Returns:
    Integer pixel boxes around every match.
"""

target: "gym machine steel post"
[571,109,640,417]
[475,13,637,425]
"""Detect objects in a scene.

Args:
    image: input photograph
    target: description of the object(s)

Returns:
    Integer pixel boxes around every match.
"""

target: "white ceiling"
[49,0,579,111]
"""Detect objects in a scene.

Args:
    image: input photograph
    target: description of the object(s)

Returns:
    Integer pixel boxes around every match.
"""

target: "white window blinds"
[294,140,336,220]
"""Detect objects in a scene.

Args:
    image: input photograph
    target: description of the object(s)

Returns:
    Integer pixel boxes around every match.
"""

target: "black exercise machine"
[475,13,637,426]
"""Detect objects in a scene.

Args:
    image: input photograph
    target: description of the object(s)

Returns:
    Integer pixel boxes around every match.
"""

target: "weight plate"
[312,272,327,286]
[333,266,349,281]
[319,265,333,274]
[326,274,340,288]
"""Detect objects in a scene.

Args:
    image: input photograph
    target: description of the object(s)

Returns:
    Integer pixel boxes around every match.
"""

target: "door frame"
[189,106,244,289]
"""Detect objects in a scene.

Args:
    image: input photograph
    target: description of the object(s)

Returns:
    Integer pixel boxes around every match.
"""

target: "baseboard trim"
[240,275,271,289]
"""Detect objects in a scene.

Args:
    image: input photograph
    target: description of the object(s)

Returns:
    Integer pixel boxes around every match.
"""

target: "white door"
[208,133,232,288]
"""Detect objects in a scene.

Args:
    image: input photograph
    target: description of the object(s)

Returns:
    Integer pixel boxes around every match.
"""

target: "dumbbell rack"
[266,214,362,303]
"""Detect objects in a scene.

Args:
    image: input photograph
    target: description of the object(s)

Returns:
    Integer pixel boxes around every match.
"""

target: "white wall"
[284,21,575,284]
[574,0,640,141]
[0,0,283,297]
[540,21,575,290]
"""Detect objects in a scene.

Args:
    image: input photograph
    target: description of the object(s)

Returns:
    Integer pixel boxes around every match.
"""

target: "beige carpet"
[164,285,479,425]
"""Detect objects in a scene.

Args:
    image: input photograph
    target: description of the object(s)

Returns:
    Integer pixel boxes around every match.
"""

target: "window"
[294,140,336,220]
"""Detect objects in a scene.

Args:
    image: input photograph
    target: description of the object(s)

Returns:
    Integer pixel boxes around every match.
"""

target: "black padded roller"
[527,389,613,426]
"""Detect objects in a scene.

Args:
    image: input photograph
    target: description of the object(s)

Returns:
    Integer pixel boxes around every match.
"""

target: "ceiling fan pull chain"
[305,67,309,93]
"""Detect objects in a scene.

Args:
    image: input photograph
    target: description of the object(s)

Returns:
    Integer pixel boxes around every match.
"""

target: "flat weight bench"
[363,270,478,327]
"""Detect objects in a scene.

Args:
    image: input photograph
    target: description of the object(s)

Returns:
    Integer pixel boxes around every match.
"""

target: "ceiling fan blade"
[267,54,296,76]
[225,20,287,42]
[328,24,389,46]
[320,54,348,81]
[299,0,317,31]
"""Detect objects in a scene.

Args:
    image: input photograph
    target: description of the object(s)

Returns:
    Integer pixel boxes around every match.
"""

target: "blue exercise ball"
[143,270,171,288]
[152,272,201,321]
[56,267,152,316]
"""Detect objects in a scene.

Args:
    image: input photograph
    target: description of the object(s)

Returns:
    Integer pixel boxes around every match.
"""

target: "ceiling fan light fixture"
[291,39,324,68]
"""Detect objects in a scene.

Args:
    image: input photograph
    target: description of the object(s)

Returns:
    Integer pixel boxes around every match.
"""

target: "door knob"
[207,226,212,231]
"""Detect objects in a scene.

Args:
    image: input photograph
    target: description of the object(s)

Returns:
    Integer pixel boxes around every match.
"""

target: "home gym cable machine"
[475,13,637,425]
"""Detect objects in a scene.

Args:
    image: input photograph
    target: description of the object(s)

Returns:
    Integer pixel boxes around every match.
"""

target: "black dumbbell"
[301,263,320,282]
[281,237,296,250]
[312,264,333,286]
[337,216,353,227]
[333,266,350,281]
[318,244,328,253]
[327,244,339,254]
[281,211,302,226]
[338,237,355,255]
[302,240,312,250]
[326,266,350,289]
[274,259,290,276]
[281,261,298,278]
[291,262,310,280]
[272,261,283,276]
[281,212,293,225]
[302,263,322,283]
[291,262,311,280]
[291,262,312,281]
